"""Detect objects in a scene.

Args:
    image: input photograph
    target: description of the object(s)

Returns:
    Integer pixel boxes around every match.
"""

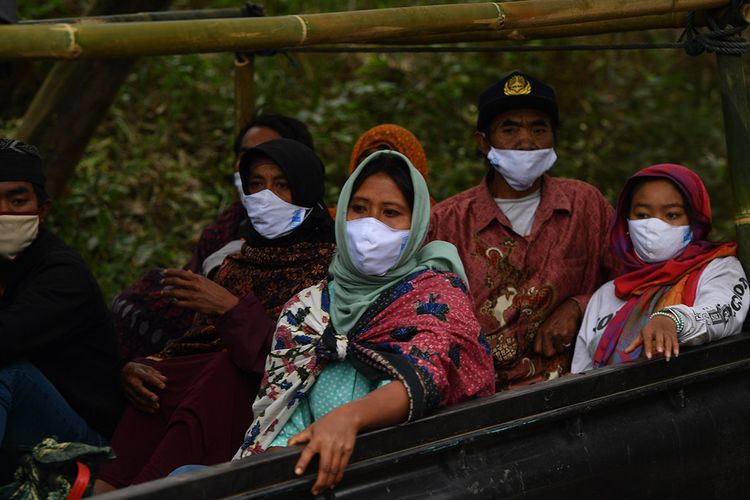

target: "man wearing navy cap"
[429,72,618,389]
[0,139,122,474]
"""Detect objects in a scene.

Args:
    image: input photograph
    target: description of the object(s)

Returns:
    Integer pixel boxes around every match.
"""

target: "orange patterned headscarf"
[348,124,429,181]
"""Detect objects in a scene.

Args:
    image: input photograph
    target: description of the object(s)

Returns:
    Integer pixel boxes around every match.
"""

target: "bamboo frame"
[0,0,731,60]
[6,0,750,271]
[234,54,255,136]
[19,7,248,25]
[718,53,750,274]
[376,12,698,44]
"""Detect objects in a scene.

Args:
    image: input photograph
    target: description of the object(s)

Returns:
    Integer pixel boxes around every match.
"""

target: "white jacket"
[572,256,749,373]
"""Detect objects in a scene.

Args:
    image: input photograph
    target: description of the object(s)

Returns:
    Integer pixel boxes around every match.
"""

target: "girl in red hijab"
[572,164,748,372]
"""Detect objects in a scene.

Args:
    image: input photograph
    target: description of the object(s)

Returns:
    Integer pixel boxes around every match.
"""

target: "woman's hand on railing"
[626,315,679,361]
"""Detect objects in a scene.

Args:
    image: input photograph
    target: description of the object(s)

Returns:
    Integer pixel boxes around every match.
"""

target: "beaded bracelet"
[650,309,685,336]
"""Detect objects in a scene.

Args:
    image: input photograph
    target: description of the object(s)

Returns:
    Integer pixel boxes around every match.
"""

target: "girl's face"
[245,162,292,203]
[629,179,689,226]
[347,172,412,230]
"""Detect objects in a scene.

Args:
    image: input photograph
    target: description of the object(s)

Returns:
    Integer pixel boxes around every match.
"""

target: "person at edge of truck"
[234,150,495,495]
[428,70,620,390]
[572,164,749,372]
[0,139,123,478]
[112,112,316,363]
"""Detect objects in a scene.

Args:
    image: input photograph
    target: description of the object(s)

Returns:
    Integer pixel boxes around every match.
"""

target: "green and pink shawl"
[235,268,494,457]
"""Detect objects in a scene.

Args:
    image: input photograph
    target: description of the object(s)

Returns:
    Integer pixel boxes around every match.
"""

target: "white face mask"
[487,147,557,191]
[240,189,312,240]
[0,214,39,260]
[628,218,692,264]
[346,217,410,276]
[233,172,244,199]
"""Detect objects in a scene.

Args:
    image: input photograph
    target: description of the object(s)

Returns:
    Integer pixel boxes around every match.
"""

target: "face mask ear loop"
[478,131,493,151]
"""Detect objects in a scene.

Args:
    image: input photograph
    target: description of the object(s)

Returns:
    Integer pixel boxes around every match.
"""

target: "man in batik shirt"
[429,71,618,389]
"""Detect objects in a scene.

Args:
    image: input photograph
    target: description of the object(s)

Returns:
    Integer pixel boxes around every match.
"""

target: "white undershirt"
[494,190,542,237]
[201,239,244,277]
[571,256,749,373]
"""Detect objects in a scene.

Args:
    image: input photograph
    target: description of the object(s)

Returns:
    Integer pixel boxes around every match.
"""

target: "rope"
[681,0,749,56]
[236,3,279,61]
[241,2,264,19]
[280,43,684,54]
[251,43,686,70]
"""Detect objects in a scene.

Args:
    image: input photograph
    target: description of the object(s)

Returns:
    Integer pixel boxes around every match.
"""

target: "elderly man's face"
[477,108,554,154]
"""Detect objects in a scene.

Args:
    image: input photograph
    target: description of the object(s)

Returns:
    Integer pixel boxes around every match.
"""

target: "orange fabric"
[334,123,435,218]
[348,124,429,180]
[658,273,691,309]
[616,243,737,298]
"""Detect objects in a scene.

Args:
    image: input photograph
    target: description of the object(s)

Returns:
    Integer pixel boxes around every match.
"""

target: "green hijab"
[328,150,467,336]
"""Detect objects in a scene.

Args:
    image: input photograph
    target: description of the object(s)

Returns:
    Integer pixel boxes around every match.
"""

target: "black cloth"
[0,228,124,437]
[0,140,45,189]
[0,1,16,24]
[238,138,335,248]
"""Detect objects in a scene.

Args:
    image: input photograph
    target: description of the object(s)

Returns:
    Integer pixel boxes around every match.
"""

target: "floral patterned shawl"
[234,268,494,457]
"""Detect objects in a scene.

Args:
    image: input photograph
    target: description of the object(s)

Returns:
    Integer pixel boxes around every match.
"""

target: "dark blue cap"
[477,71,559,131]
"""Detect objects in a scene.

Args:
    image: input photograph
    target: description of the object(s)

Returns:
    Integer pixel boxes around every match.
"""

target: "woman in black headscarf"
[95,139,335,491]
[114,114,318,362]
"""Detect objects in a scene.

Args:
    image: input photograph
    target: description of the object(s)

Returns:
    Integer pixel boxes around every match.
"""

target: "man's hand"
[533,298,582,357]
[121,361,166,413]
[288,405,359,496]
[625,314,679,361]
[160,269,239,315]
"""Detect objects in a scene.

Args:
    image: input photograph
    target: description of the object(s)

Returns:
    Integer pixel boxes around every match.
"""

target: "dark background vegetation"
[3,0,749,301]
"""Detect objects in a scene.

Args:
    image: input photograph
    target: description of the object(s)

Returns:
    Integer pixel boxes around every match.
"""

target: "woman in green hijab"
[234,151,494,495]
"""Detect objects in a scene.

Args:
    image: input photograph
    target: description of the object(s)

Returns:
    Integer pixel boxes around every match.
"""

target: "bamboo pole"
[234,54,255,136]
[21,11,708,47]
[376,12,698,44]
[0,0,731,61]
[717,53,750,274]
[19,7,248,24]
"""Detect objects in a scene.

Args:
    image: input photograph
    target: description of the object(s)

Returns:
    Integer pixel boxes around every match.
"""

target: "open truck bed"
[4,2,749,498]
[99,332,750,499]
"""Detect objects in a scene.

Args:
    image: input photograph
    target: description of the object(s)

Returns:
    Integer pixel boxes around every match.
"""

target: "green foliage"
[16,0,89,20]
[6,1,750,301]
[46,53,237,298]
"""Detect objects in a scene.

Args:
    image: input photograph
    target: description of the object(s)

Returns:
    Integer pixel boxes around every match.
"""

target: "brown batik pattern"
[158,241,336,358]
[472,235,557,377]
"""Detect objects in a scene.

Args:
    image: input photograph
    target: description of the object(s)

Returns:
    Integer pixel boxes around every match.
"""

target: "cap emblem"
[503,75,531,96]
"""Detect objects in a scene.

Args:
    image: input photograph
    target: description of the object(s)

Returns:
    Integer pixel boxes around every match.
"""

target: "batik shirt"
[429,175,619,388]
